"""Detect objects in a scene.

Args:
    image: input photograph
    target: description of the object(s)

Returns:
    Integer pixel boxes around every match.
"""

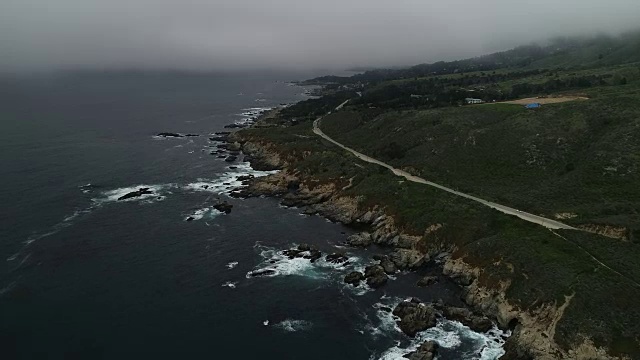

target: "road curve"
[312,105,576,230]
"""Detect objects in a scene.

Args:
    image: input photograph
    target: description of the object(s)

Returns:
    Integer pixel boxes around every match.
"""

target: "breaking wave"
[371,298,510,360]
[246,244,360,277]
[184,162,277,196]
[273,319,313,332]
[95,184,175,204]
[185,207,223,221]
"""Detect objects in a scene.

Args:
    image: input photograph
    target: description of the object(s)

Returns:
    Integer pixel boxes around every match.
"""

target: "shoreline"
[222,130,516,359]
[222,103,625,359]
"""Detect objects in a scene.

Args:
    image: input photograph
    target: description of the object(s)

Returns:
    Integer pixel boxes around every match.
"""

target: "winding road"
[313,100,576,230]
[312,99,640,288]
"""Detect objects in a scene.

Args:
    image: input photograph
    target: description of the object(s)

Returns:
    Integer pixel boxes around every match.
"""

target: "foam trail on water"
[7,207,95,264]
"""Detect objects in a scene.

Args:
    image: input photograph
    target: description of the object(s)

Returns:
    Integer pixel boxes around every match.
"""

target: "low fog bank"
[1,0,640,73]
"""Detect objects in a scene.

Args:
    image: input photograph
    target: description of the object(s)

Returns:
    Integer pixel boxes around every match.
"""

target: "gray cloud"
[1,0,639,72]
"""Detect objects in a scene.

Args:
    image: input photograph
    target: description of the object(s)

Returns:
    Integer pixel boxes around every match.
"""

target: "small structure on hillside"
[525,103,542,109]
[465,98,484,104]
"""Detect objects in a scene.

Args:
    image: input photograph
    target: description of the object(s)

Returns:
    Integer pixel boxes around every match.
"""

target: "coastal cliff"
[228,132,631,360]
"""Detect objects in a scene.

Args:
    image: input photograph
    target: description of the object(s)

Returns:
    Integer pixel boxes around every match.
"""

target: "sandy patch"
[498,96,589,105]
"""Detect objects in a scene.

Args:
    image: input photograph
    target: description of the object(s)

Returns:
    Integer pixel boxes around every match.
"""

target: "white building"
[465,98,484,104]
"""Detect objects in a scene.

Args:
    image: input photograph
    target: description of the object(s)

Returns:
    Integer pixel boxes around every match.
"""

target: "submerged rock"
[297,244,317,252]
[247,269,277,277]
[156,132,182,138]
[225,156,237,162]
[117,187,153,201]
[416,276,439,287]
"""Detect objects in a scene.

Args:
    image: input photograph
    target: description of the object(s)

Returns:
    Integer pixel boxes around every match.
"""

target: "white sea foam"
[184,163,277,196]
[233,107,273,125]
[273,319,312,332]
[374,299,510,360]
[246,246,318,279]
[226,261,239,269]
[185,207,223,221]
[96,184,174,204]
[222,281,238,289]
[246,243,363,281]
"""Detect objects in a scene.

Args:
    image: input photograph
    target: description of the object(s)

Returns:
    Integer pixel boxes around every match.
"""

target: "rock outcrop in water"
[364,264,388,288]
[213,201,233,214]
[392,298,438,337]
[344,271,364,286]
[405,340,439,360]
[117,187,153,201]
[325,252,349,264]
[392,298,494,337]
[374,255,397,274]
[156,132,183,137]
[247,268,277,277]
[282,244,323,263]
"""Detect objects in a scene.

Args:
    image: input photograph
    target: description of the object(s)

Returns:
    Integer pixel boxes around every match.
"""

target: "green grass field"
[238,33,640,357]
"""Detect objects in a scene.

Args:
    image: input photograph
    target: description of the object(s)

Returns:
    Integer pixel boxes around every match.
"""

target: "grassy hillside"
[240,31,640,358]
[239,115,640,357]
[322,83,640,233]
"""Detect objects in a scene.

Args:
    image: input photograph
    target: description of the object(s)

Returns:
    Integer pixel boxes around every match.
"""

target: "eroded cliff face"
[443,258,625,360]
[577,223,629,241]
[231,133,627,360]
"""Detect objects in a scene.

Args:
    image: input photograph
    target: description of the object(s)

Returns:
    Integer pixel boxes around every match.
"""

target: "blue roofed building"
[525,103,541,109]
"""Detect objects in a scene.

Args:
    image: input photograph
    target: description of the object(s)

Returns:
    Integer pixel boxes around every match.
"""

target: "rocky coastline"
[220,127,625,360]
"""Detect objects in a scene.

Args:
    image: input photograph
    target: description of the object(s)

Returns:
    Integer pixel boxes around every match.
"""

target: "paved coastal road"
[312,100,640,287]
[312,101,576,230]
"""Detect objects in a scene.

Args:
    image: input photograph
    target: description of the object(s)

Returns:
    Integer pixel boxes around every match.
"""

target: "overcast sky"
[1,0,640,72]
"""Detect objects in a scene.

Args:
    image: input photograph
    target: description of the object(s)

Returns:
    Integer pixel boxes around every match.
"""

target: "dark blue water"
[0,71,506,359]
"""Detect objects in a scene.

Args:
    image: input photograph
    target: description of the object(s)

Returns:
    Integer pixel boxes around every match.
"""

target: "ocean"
[0,71,507,359]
